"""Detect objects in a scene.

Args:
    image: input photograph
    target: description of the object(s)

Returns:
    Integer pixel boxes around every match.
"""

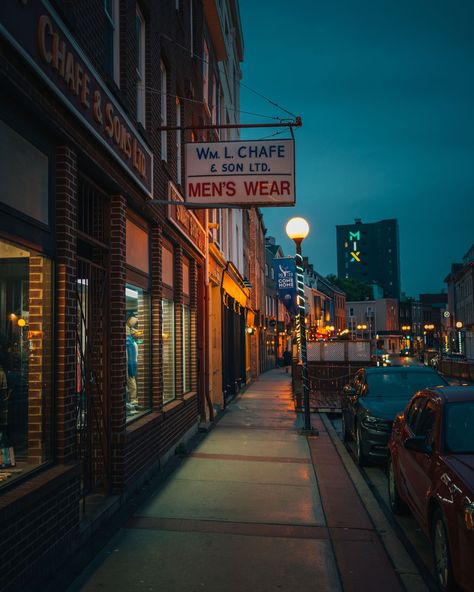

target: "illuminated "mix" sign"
[349,230,361,262]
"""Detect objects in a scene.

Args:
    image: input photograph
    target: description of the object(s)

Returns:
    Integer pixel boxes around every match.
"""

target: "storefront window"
[162,299,175,402]
[182,257,191,393]
[162,243,175,404]
[125,284,151,420]
[0,238,52,485]
[182,305,191,393]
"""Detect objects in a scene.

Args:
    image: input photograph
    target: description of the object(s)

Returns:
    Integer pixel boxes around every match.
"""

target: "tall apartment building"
[336,218,401,299]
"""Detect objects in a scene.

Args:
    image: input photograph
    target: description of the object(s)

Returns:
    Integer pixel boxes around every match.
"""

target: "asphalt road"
[329,415,438,591]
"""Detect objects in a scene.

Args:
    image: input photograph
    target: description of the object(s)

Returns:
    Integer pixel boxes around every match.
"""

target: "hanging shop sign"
[0,1,153,197]
[168,182,206,256]
[185,139,295,206]
[274,257,298,316]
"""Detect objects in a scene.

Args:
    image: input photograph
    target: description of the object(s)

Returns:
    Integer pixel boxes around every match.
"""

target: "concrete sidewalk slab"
[166,457,314,486]
[194,431,310,458]
[74,529,340,592]
[138,477,325,525]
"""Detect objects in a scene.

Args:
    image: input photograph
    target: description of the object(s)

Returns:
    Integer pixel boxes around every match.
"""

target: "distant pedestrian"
[283,349,292,373]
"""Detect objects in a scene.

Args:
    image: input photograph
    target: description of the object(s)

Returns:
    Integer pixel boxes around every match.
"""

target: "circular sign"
[443,311,450,318]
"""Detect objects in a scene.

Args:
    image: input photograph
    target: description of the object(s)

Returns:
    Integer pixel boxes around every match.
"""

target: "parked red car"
[388,386,474,592]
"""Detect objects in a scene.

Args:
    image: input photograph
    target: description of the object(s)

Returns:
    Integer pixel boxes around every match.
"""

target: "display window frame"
[0,102,54,239]
[0,106,56,259]
[161,240,176,405]
[182,256,191,395]
[125,213,151,424]
[0,233,54,491]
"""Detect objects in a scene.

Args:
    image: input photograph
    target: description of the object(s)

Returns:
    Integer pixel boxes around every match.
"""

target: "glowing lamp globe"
[456,321,463,329]
[285,217,310,242]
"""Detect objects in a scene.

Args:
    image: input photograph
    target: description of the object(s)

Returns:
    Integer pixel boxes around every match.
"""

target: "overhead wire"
[257,129,291,141]
[142,85,285,121]
[159,32,298,123]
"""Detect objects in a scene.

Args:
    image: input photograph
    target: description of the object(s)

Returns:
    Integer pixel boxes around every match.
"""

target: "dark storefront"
[221,266,248,402]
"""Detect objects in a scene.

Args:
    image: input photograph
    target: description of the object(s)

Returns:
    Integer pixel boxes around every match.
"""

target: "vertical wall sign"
[274,257,298,316]
[348,230,361,263]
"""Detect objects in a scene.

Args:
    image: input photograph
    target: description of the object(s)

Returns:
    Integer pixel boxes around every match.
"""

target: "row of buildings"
[0,2,307,590]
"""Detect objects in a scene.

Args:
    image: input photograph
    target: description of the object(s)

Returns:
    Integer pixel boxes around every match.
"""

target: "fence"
[292,360,372,412]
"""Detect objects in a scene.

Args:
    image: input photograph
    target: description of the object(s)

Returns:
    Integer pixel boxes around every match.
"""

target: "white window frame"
[104,0,120,86]
[176,97,182,184]
[211,74,217,125]
[160,60,167,161]
[136,6,146,126]
[203,40,209,109]
[190,0,194,57]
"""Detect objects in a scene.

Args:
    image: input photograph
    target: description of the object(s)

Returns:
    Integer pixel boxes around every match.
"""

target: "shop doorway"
[76,177,110,505]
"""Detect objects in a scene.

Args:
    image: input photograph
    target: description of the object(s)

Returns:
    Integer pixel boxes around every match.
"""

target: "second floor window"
[203,40,209,109]
[211,75,217,124]
[176,98,182,184]
[136,6,146,126]
[104,0,120,85]
[160,61,167,160]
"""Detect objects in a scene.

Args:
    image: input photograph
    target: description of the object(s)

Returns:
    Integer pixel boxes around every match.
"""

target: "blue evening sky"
[238,0,474,297]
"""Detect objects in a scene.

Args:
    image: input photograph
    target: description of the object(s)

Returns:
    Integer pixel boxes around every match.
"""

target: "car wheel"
[355,424,368,467]
[431,507,455,592]
[387,456,407,515]
[341,412,351,442]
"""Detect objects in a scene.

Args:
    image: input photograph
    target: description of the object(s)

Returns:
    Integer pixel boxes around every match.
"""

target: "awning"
[222,270,248,308]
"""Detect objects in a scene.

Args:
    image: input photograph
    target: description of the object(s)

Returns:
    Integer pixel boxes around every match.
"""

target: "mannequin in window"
[126,311,139,413]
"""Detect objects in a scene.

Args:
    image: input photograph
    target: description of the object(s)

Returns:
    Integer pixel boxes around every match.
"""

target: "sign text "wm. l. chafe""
[185,139,296,207]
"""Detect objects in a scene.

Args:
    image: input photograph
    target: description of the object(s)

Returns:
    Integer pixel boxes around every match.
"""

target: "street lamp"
[455,321,463,354]
[286,217,310,254]
[285,216,316,435]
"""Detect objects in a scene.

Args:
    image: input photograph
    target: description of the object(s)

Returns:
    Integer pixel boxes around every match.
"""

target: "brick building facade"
[0,1,240,589]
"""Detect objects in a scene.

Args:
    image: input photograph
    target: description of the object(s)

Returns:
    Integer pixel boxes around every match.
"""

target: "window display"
[182,305,191,393]
[162,299,175,403]
[125,284,150,420]
[0,238,52,485]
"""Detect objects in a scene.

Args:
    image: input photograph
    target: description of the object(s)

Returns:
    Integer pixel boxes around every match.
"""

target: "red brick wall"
[151,225,164,411]
[27,256,52,464]
[109,194,127,490]
[0,465,80,592]
[55,146,78,463]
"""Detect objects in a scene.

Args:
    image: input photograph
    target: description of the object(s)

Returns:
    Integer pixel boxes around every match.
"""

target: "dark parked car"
[341,366,448,466]
[388,386,474,592]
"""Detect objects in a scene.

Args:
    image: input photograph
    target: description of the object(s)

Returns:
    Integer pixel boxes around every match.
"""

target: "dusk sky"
[239,0,474,297]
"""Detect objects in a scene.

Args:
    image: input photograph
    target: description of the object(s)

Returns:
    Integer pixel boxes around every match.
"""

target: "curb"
[320,413,428,592]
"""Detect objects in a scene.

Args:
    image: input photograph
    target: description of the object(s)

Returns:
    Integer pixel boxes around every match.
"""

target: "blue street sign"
[274,257,298,316]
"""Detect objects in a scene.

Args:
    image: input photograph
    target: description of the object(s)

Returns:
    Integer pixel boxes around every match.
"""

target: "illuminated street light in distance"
[456,321,463,329]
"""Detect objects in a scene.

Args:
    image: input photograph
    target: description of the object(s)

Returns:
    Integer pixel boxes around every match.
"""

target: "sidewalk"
[69,369,411,592]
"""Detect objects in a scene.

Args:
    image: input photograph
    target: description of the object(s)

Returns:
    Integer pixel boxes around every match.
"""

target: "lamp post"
[455,321,463,354]
[285,217,317,435]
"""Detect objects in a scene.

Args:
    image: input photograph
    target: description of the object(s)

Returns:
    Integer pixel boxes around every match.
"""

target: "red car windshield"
[366,371,447,399]
[444,401,474,454]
